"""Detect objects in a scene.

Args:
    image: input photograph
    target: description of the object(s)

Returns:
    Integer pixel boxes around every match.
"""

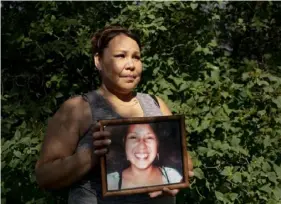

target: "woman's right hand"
[92,123,112,156]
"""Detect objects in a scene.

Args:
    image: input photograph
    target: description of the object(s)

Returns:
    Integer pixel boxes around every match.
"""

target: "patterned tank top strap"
[136,93,162,117]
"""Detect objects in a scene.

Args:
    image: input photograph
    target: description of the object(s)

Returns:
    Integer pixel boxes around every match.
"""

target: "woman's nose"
[125,58,135,70]
[137,139,148,149]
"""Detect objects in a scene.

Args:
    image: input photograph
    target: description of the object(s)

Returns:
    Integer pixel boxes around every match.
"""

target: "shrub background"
[1,1,281,204]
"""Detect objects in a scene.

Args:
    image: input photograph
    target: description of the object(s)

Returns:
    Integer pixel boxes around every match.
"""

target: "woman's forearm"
[35,149,94,190]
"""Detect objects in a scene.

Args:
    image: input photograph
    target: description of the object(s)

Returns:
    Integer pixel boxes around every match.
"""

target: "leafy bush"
[1,1,281,204]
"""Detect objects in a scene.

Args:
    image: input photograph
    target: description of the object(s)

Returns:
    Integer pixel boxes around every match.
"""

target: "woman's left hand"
[149,187,179,198]
[148,152,194,198]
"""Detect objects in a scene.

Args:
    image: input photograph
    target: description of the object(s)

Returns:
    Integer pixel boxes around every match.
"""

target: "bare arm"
[35,96,95,190]
[156,96,173,116]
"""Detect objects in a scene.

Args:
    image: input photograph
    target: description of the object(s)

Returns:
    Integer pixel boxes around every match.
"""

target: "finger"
[90,123,101,133]
[163,187,179,196]
[94,148,108,155]
[93,131,111,140]
[93,139,111,147]
[149,191,163,198]
[189,170,194,177]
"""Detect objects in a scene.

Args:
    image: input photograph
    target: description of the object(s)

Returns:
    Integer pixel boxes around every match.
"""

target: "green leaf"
[51,15,56,21]
[221,166,233,176]
[201,119,210,130]
[155,3,163,9]
[162,89,173,96]
[273,164,281,179]
[231,137,240,147]
[205,180,211,191]
[215,191,225,202]
[55,92,63,98]
[17,109,26,115]
[14,130,21,138]
[260,183,272,193]
[263,135,272,148]
[221,92,229,99]
[13,150,22,158]
[207,150,216,157]
[268,172,277,184]
[190,3,198,10]
[273,187,281,199]
[19,137,31,145]
[228,193,238,201]
[223,104,232,115]
[179,83,189,92]
[257,110,266,116]
[158,26,167,31]
[262,161,271,172]
[43,107,52,113]
[1,141,12,153]
[272,96,281,108]
[211,70,220,81]
[242,72,250,81]
[232,172,242,183]
[194,168,205,179]
[148,14,155,19]
[208,39,218,47]
[167,58,174,66]
[198,146,208,154]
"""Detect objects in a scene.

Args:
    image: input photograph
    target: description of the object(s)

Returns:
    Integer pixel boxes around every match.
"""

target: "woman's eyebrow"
[127,132,137,136]
[114,49,140,54]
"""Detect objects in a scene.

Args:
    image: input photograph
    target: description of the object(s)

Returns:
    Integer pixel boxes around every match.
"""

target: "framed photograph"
[99,115,189,197]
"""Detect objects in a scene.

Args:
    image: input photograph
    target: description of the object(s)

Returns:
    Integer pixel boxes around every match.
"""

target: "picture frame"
[99,115,189,197]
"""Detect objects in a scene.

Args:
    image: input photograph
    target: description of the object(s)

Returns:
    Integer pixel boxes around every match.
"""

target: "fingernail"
[107,139,111,144]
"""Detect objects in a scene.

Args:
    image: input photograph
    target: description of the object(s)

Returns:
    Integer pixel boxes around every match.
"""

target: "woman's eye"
[133,56,141,60]
[115,54,125,58]
[128,136,137,139]
[146,136,154,140]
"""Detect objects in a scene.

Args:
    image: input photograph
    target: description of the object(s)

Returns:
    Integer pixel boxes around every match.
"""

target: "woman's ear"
[94,53,101,71]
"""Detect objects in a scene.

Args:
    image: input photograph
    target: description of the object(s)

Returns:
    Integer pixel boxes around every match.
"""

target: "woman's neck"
[98,83,134,102]
[127,165,157,179]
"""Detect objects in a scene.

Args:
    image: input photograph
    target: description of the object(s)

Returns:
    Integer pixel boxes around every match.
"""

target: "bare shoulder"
[49,96,92,136]
[155,96,172,116]
[36,95,92,167]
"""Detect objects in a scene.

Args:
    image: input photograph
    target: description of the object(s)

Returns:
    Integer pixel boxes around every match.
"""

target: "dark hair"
[91,25,142,56]
[122,123,160,147]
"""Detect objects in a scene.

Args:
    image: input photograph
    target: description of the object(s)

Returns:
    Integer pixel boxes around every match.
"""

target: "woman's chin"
[135,165,150,170]
[132,162,152,170]
[122,84,138,92]
[118,79,140,92]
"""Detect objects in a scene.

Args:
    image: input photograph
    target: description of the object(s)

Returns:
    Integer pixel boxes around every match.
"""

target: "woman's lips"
[121,75,136,79]
[134,153,149,160]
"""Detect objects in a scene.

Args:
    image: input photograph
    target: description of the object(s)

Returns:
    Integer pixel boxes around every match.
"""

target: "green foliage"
[2,1,281,204]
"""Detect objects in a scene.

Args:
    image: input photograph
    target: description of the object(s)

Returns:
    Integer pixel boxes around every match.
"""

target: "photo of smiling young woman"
[105,121,183,191]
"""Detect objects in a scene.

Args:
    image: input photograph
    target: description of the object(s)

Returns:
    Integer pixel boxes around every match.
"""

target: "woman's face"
[96,34,142,94]
[125,124,158,170]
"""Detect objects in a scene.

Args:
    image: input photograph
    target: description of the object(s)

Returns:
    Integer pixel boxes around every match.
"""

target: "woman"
[107,123,183,191]
[35,25,193,204]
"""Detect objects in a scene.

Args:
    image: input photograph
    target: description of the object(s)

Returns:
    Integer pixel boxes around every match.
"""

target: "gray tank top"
[68,90,176,204]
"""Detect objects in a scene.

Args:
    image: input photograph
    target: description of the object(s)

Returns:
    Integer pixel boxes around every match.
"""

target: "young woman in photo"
[107,123,183,190]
